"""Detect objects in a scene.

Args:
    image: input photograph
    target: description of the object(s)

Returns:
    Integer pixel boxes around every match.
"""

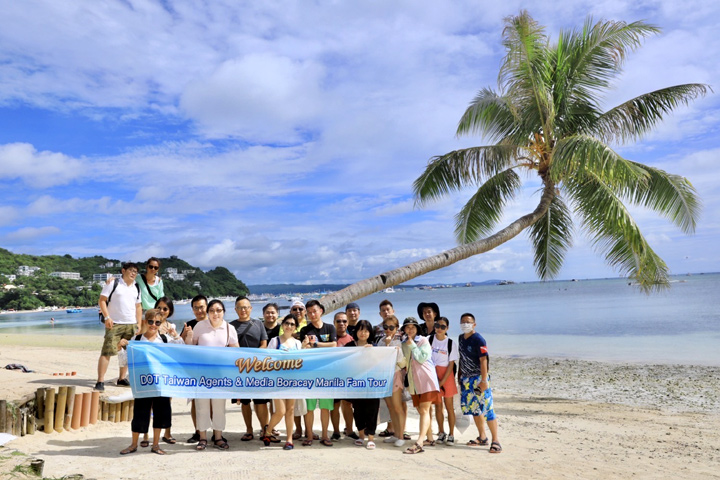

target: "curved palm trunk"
[320,183,556,312]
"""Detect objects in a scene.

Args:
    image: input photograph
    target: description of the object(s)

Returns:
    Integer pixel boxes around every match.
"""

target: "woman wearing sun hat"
[400,317,440,454]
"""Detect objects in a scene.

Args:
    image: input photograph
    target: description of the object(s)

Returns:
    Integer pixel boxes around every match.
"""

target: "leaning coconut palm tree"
[320,11,708,312]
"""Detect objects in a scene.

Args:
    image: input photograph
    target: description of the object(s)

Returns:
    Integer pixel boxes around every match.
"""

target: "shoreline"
[1,337,719,479]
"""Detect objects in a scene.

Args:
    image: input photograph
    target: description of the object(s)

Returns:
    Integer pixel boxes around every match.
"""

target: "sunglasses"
[436,324,448,330]
[291,308,305,312]
[382,324,397,331]
[283,322,297,328]
[147,265,160,270]
[146,319,163,326]
[335,320,348,324]
[208,309,224,314]
[158,307,169,311]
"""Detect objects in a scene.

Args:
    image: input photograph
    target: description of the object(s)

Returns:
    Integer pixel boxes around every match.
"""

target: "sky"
[0,0,718,286]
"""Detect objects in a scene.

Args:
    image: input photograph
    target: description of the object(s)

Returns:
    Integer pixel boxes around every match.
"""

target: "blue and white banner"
[127,342,396,399]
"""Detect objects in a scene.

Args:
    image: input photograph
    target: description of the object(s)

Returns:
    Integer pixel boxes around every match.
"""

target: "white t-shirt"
[430,336,459,367]
[134,333,184,345]
[101,279,141,325]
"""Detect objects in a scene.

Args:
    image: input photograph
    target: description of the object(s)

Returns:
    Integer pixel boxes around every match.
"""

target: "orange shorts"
[435,365,458,398]
[411,391,441,407]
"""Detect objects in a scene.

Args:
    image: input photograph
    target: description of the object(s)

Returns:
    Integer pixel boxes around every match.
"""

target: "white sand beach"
[1,334,719,479]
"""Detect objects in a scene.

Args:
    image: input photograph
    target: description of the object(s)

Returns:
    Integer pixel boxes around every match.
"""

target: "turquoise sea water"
[2,274,719,366]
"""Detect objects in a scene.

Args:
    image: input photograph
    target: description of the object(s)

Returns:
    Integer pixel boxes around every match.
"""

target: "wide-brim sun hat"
[417,302,440,319]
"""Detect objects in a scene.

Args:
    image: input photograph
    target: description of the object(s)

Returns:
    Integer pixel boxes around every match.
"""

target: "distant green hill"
[0,249,248,310]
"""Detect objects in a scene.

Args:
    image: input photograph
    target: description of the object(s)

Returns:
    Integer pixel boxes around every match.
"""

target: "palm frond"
[551,134,649,193]
[629,163,701,234]
[413,145,523,207]
[454,169,522,243]
[527,195,573,279]
[456,88,523,142]
[592,84,711,144]
[567,176,670,291]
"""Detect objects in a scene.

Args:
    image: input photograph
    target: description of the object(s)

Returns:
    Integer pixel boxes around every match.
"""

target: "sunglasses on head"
[382,324,397,330]
[146,319,163,326]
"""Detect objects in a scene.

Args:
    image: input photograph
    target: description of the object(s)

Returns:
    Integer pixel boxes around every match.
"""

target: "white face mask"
[460,323,474,334]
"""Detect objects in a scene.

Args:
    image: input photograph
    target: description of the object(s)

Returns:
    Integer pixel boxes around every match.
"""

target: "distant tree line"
[0,249,248,310]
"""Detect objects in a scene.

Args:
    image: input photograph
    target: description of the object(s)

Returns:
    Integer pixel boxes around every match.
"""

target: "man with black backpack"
[95,262,142,392]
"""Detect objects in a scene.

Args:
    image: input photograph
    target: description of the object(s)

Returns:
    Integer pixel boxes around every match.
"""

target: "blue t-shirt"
[458,332,488,378]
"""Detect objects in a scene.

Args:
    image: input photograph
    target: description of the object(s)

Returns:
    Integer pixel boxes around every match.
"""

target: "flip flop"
[283,442,294,450]
[302,439,313,446]
[119,446,137,455]
[489,441,502,453]
[467,436,489,446]
[162,436,177,444]
[320,438,333,447]
[151,445,166,455]
[140,440,150,448]
[292,431,302,440]
[240,432,254,441]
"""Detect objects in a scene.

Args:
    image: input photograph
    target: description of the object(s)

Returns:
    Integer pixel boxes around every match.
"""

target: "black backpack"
[134,334,168,343]
[99,278,140,323]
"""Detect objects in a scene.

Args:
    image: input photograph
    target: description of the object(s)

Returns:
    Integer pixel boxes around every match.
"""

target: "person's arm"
[479,356,489,392]
[135,303,142,325]
[99,295,112,329]
[410,338,432,364]
[439,360,454,387]
[259,339,268,348]
[317,340,337,348]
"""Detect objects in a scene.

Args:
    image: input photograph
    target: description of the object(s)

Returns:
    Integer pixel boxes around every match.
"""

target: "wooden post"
[108,402,116,422]
[114,403,122,423]
[121,401,130,422]
[44,388,55,434]
[71,393,82,430]
[64,387,76,430]
[20,407,27,436]
[90,391,100,424]
[35,388,44,423]
[0,400,6,433]
[54,387,68,433]
[101,401,109,421]
[80,393,91,427]
[11,404,21,436]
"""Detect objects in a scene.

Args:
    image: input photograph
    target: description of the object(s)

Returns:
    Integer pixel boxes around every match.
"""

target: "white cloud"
[0,143,83,187]
[3,226,60,241]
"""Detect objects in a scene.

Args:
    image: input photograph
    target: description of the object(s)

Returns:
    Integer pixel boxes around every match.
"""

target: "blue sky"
[1,1,718,285]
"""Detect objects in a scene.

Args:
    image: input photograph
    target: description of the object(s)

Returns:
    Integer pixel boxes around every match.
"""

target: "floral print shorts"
[460,375,496,420]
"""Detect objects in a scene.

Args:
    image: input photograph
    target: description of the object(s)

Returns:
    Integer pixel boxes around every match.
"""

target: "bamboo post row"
[64,386,76,430]
[71,393,82,430]
[81,392,91,427]
[43,388,55,434]
[54,387,68,433]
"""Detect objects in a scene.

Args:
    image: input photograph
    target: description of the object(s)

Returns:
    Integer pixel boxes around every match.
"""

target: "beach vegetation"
[320,11,708,311]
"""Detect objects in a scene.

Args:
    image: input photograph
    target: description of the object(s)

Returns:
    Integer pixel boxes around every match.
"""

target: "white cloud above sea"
[0,1,719,286]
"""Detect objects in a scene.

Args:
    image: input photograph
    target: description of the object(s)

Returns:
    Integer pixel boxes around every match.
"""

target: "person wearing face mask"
[458,312,501,453]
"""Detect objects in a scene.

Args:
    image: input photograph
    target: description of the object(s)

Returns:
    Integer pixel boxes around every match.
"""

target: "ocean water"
[2,274,719,366]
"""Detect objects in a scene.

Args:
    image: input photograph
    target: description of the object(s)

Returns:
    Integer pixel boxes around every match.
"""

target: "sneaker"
[94,381,104,392]
[117,378,130,387]
[394,438,406,447]
[446,435,455,446]
[331,432,341,441]
[382,435,398,444]
[437,432,447,443]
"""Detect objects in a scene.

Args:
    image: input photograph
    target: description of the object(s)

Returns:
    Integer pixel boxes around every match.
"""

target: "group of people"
[97,259,501,456]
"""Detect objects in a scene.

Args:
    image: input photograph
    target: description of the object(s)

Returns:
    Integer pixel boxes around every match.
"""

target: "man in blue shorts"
[458,312,501,453]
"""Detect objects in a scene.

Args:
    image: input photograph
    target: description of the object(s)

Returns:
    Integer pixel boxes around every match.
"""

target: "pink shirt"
[190,320,238,347]
[336,334,355,347]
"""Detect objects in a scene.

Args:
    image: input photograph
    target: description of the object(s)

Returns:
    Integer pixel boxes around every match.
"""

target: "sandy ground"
[1,333,719,479]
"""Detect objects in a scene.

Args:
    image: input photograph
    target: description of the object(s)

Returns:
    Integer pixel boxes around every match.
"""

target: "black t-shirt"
[265,323,280,341]
[186,319,199,330]
[299,322,337,344]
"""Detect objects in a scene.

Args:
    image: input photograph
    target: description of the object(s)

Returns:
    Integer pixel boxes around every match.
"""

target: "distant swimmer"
[50,317,55,325]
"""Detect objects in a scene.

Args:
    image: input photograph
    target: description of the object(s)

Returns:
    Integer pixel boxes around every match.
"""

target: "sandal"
[283,442,294,450]
[196,439,207,451]
[378,429,394,437]
[345,430,360,440]
[272,429,280,436]
[403,443,424,454]
[354,439,364,446]
[214,438,229,450]
[262,434,280,446]
[331,432,341,441]
[240,432,254,441]
[119,446,137,455]
[187,432,200,443]
[403,432,411,440]
[467,436,489,446]
[151,445,166,455]
[140,440,150,448]
[162,436,177,444]
[302,439,313,446]
[425,440,436,447]
[292,431,302,440]
[489,441,502,454]
[320,438,333,447]
[367,441,376,450]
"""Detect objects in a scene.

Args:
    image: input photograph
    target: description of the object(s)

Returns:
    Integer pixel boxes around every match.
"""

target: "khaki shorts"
[101,324,137,357]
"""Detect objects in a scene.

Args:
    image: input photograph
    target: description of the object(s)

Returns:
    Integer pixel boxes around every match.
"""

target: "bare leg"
[255,402,269,432]
[97,355,110,382]
[473,415,487,440]
[320,408,330,440]
[284,400,295,444]
[341,400,354,434]
[417,402,432,446]
[435,401,445,437]
[242,403,253,434]
[304,410,314,440]
[119,365,128,381]
[445,397,456,436]
[486,418,499,443]
[330,403,341,435]
[391,389,406,438]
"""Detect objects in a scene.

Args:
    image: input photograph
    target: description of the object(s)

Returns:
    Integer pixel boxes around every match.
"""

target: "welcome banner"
[127,342,396,399]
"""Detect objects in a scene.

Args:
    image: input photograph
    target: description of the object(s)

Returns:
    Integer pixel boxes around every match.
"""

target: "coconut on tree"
[321,11,708,312]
